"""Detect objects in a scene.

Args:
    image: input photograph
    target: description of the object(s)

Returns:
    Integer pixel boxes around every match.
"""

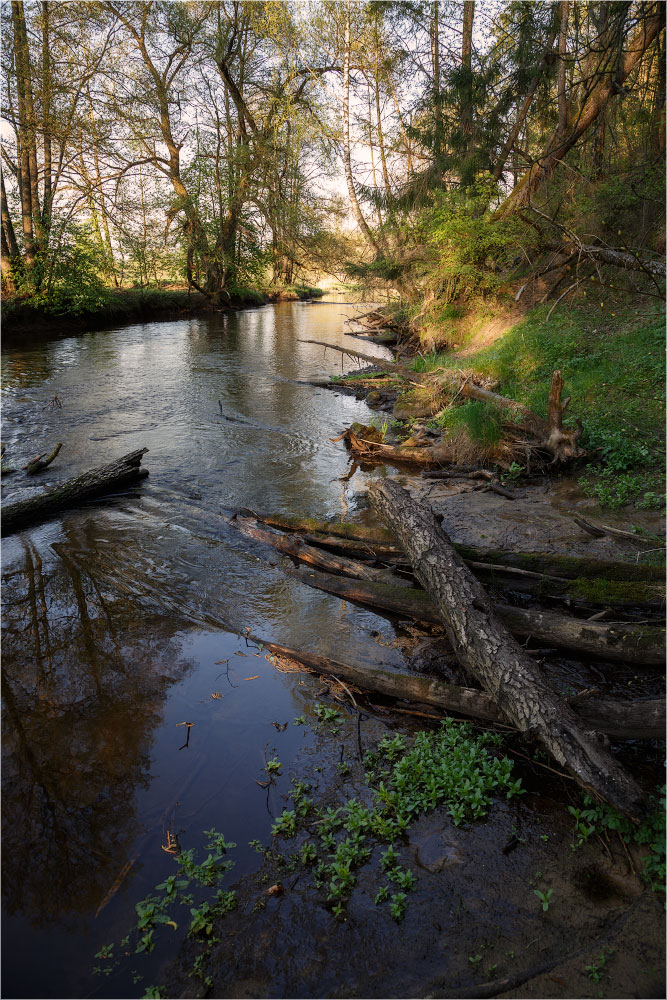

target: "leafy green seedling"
[389,892,407,922]
[586,947,615,983]
[534,887,553,911]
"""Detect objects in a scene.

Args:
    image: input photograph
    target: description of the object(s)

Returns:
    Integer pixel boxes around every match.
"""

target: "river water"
[1,298,403,999]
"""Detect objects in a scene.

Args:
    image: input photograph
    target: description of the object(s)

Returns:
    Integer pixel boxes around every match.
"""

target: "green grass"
[413,302,666,507]
[435,399,508,447]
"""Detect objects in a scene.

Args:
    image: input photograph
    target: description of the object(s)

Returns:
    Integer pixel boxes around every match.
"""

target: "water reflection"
[1,299,395,995]
[2,536,192,926]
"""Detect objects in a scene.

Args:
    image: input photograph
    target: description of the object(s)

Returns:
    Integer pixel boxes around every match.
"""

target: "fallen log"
[253,637,665,740]
[231,516,414,587]
[288,565,664,666]
[237,511,665,583]
[574,515,665,548]
[1,448,149,536]
[368,479,646,818]
[233,514,665,608]
[341,425,456,467]
[298,338,407,373]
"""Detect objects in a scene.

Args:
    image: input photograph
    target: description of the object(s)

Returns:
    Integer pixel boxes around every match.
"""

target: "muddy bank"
[163,699,664,1000]
[160,364,664,999]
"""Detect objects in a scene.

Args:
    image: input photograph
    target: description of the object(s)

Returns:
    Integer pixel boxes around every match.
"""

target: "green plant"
[533,887,553,911]
[293,715,307,726]
[500,461,524,483]
[265,758,282,775]
[314,703,342,731]
[292,719,523,921]
[272,809,297,838]
[585,947,615,983]
[92,829,237,984]
[468,954,483,967]
[375,886,390,904]
[568,788,665,892]
[142,987,166,999]
[389,892,407,922]
[299,842,318,865]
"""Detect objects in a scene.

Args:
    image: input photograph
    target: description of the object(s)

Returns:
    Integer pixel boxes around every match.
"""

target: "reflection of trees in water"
[1,535,192,925]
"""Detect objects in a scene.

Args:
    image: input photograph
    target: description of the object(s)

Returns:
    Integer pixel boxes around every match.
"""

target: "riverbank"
[2,299,663,1000]
[1,284,325,343]
[331,298,666,513]
[154,305,665,999]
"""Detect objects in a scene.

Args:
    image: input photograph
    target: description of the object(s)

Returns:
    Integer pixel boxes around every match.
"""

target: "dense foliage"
[2,2,663,309]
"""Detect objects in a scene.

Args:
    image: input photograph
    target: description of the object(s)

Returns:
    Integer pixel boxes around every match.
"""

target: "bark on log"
[289,565,664,666]
[1,448,149,536]
[367,479,646,817]
[253,637,665,740]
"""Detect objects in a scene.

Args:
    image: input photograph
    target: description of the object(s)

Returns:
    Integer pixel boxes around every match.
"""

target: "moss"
[566,577,665,605]
[455,546,665,582]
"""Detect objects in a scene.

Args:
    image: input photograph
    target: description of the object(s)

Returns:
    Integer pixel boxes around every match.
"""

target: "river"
[1,298,404,999]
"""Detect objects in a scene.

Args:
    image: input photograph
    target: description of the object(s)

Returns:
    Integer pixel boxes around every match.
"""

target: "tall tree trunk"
[499,4,664,214]
[11,1,36,270]
[431,1,442,163]
[41,1,52,239]
[557,1,570,137]
[343,1,380,254]
[374,35,392,192]
[1,169,20,261]
[492,22,559,181]
[460,0,475,180]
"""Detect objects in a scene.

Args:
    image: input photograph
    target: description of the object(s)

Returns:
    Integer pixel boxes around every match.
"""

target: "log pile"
[367,481,650,816]
[339,370,585,469]
[304,338,587,470]
[228,503,664,815]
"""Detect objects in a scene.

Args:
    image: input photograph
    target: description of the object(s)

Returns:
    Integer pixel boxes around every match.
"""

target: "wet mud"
[165,704,665,1000]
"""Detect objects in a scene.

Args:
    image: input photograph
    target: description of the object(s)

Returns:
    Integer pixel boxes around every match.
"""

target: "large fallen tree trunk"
[288,565,664,667]
[1,448,149,536]
[367,479,647,818]
[253,636,665,741]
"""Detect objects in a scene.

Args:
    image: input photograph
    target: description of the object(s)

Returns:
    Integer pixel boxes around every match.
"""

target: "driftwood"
[254,636,665,741]
[237,510,665,583]
[232,514,665,609]
[368,479,646,818]
[574,515,666,548]
[24,442,63,474]
[1,448,149,536]
[288,565,664,666]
